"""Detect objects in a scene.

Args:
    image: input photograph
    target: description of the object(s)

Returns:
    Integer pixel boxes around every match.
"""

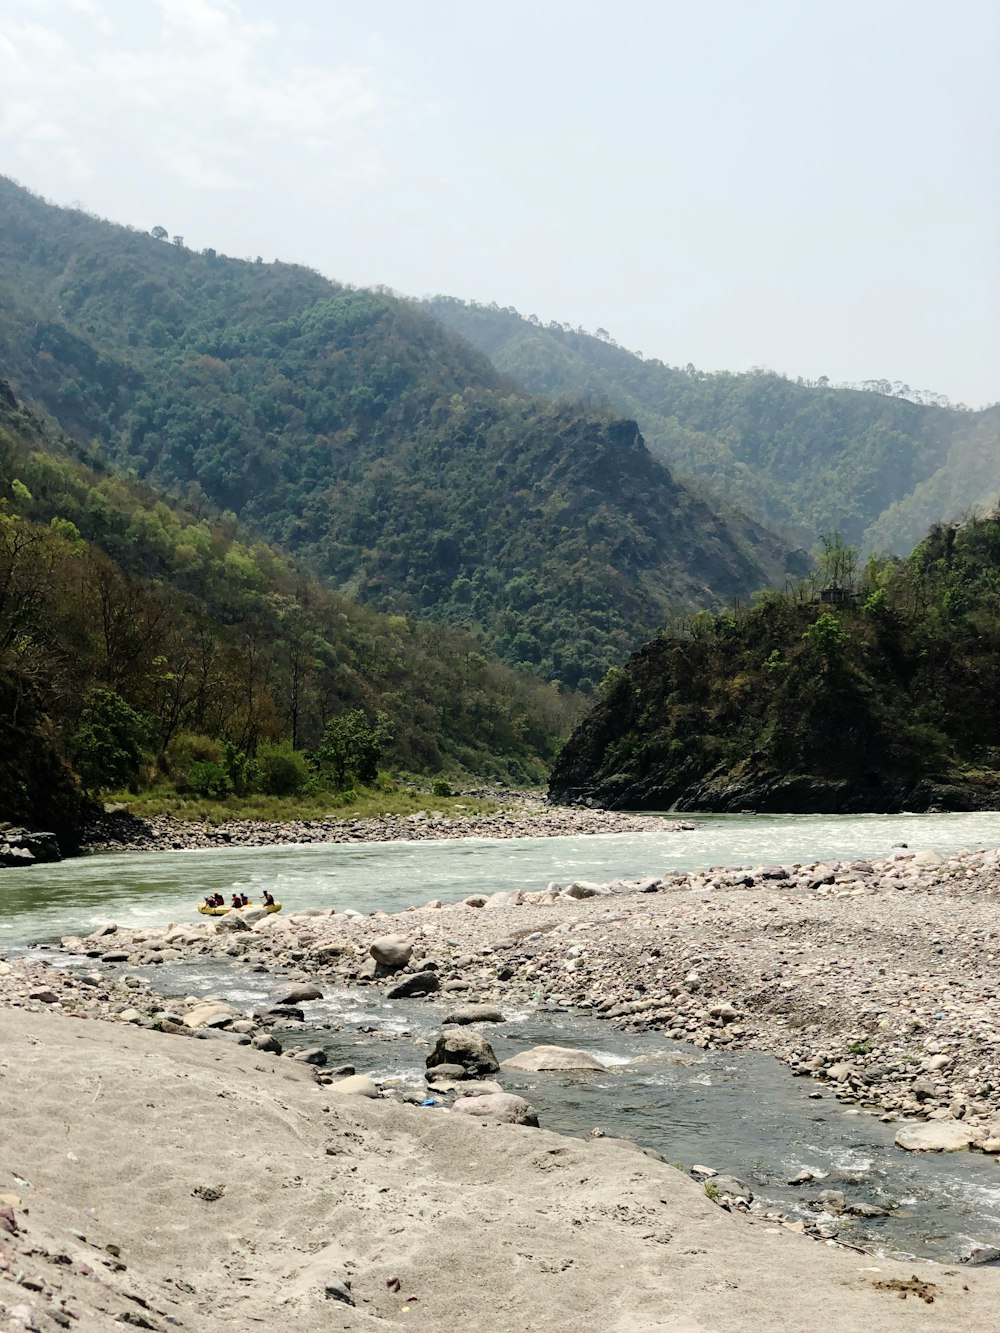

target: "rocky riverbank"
[49,842,1000,1145]
[79,798,695,855]
[4,1005,994,1333]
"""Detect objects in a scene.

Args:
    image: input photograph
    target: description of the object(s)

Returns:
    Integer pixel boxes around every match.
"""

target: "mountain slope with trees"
[548,522,1000,813]
[0,376,580,846]
[0,178,800,691]
[425,298,999,555]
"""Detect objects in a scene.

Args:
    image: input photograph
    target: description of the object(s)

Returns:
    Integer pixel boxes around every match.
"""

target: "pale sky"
[2,0,998,405]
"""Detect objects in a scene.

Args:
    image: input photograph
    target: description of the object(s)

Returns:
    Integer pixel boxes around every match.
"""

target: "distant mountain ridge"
[0,177,800,690]
[424,297,1000,555]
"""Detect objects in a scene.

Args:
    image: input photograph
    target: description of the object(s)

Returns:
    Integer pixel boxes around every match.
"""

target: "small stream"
[9,810,1000,1263]
[50,950,998,1266]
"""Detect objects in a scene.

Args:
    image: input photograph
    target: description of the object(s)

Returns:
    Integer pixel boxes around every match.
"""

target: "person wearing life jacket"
[262,890,275,908]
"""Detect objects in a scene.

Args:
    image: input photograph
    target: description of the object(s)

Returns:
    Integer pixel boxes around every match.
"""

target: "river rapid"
[7,809,1000,1263]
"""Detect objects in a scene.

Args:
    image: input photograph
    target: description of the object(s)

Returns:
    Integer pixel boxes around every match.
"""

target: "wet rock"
[426,1029,500,1079]
[452,1093,539,1126]
[251,1033,282,1054]
[425,1063,467,1084]
[386,970,440,999]
[501,1045,609,1072]
[291,1047,327,1065]
[270,984,323,1005]
[262,1005,305,1021]
[442,1004,505,1025]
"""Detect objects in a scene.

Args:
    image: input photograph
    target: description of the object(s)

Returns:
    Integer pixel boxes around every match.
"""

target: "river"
[5,809,1000,1263]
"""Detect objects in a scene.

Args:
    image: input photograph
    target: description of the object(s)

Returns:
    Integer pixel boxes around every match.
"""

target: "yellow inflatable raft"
[197,900,281,916]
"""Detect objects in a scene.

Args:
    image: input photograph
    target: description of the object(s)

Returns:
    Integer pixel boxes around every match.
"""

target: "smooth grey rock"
[442,1004,505,1025]
[895,1121,976,1152]
[501,1045,609,1073]
[425,1063,467,1084]
[452,1093,539,1126]
[329,1074,378,1098]
[251,1033,282,1054]
[291,1047,327,1065]
[370,935,412,969]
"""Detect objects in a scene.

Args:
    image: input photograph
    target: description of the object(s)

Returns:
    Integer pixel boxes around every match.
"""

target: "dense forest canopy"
[425,298,1000,556]
[0,378,581,844]
[549,520,1000,814]
[0,178,801,691]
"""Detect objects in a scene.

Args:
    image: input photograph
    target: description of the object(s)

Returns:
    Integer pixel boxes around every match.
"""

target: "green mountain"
[548,523,1000,814]
[0,376,580,845]
[0,177,800,692]
[424,298,999,555]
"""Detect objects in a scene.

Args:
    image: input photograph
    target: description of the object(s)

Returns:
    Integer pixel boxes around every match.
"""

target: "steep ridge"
[0,178,799,690]
[425,297,999,554]
[548,515,1000,813]
[0,376,580,841]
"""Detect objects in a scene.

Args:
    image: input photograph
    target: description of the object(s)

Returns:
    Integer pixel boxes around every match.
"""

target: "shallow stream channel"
[7,810,1000,1264]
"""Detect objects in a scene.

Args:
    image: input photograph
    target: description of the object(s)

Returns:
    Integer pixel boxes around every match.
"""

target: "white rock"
[501,1045,609,1072]
[894,1121,975,1152]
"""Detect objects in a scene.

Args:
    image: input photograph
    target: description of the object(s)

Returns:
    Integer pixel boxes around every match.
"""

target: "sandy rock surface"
[2,1006,997,1332]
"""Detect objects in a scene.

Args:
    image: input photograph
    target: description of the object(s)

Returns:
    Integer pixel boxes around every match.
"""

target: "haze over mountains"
[0,177,806,694]
[426,298,1000,557]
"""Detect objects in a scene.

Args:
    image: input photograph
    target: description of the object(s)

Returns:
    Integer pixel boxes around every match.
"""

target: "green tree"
[316,709,392,788]
[256,740,310,795]
[71,688,147,792]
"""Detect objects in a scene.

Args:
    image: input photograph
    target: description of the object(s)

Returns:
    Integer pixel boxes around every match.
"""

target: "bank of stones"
[43,843,1000,1139]
[79,798,696,856]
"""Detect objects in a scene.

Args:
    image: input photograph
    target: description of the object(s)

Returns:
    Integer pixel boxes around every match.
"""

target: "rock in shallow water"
[894,1121,977,1152]
[426,1029,499,1079]
[501,1045,609,1072]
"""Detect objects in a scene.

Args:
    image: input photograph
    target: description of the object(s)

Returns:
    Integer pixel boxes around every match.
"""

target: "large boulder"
[501,1045,609,1073]
[452,1093,539,1127]
[329,1075,379,1098]
[370,935,413,970]
[427,1029,500,1080]
[895,1121,977,1152]
[182,1002,236,1030]
[442,1004,505,1025]
[387,971,440,999]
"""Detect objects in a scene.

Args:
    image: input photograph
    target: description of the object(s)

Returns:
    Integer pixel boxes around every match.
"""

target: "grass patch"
[105,787,503,825]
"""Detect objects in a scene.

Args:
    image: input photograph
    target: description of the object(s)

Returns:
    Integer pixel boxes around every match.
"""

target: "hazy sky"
[2,0,997,404]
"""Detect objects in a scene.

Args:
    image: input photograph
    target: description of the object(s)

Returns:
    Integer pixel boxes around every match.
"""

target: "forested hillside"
[426,298,999,554]
[0,178,799,691]
[549,522,1000,814]
[0,378,579,845]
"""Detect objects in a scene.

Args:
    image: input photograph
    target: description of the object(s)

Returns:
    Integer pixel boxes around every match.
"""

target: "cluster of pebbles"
[80,800,694,855]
